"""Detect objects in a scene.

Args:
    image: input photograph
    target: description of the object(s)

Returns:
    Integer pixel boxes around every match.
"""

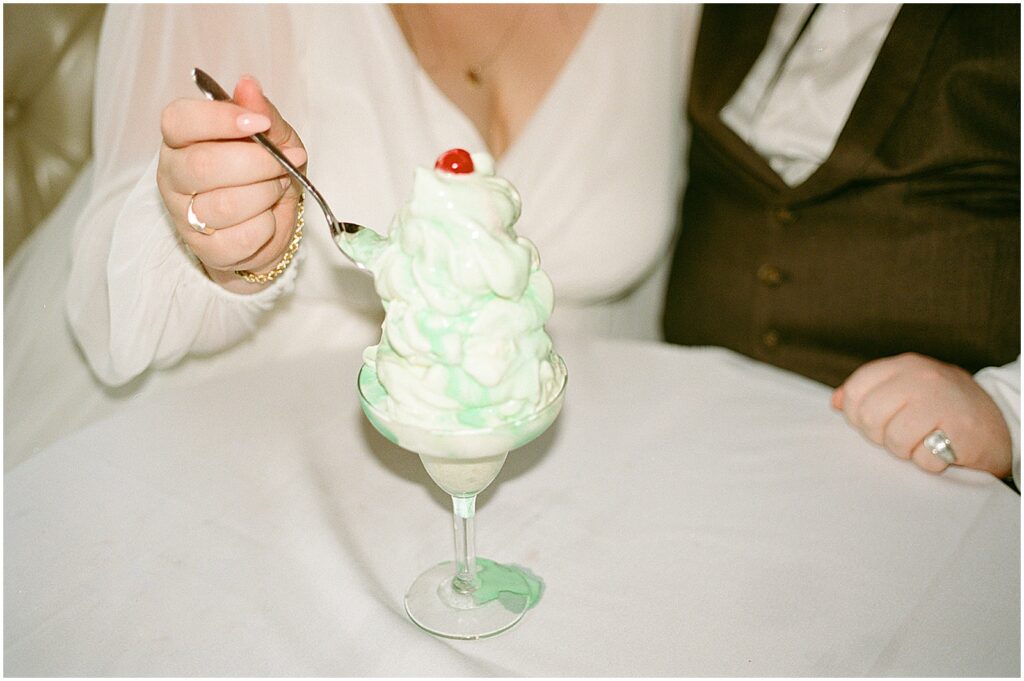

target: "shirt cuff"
[974,357,1021,490]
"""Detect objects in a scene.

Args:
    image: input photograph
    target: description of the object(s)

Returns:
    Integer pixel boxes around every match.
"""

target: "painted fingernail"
[240,73,262,89]
[236,113,271,133]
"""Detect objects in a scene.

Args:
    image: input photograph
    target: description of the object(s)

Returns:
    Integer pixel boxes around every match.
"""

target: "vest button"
[761,330,780,349]
[773,207,796,225]
[757,264,783,287]
[4,99,21,126]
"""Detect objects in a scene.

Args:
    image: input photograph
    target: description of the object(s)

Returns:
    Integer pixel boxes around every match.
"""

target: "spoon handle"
[190,68,351,234]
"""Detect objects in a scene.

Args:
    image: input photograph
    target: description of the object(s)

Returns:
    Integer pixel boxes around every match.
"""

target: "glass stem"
[451,495,479,594]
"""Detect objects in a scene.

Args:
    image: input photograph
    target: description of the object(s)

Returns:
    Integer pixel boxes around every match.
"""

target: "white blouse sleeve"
[974,357,1022,489]
[66,4,302,387]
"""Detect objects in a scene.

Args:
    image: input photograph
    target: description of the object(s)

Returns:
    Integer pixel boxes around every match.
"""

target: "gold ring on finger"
[187,193,215,235]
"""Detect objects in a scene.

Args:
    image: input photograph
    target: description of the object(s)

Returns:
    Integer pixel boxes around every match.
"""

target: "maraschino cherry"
[434,148,475,174]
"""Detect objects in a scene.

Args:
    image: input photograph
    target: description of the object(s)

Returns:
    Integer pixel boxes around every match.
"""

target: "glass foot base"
[404,561,529,639]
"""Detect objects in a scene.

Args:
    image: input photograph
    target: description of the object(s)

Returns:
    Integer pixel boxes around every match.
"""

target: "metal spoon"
[191,68,370,261]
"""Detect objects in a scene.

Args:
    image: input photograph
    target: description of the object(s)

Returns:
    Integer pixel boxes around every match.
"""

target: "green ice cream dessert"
[349,149,566,460]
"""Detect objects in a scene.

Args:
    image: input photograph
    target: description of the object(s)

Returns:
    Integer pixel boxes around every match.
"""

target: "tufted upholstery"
[4,3,105,262]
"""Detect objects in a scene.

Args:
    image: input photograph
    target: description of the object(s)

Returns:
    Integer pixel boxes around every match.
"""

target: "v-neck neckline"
[379,4,605,166]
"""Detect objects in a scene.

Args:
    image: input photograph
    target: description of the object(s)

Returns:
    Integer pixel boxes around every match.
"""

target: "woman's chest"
[295,4,694,303]
[388,4,598,159]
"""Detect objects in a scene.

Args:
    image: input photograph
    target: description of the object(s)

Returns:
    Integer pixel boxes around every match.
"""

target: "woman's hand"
[832,353,1012,478]
[157,75,307,293]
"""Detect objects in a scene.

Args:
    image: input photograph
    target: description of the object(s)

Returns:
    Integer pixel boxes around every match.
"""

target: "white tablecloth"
[5,338,1019,676]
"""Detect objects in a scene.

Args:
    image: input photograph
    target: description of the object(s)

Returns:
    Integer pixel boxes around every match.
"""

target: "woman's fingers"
[232,75,302,150]
[161,98,271,148]
[160,141,306,195]
[172,176,290,231]
[156,77,307,290]
[183,209,279,271]
[185,196,301,274]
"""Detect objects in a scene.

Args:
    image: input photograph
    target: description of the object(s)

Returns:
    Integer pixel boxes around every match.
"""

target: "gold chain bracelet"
[235,195,304,284]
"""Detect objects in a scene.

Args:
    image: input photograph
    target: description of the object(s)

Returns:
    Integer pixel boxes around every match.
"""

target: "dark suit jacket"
[663,4,1020,387]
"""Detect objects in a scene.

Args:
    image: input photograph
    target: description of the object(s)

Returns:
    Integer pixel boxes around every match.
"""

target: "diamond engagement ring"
[187,193,215,235]
[924,429,957,465]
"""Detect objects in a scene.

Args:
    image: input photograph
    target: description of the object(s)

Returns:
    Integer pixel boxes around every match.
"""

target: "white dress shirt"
[720,3,900,187]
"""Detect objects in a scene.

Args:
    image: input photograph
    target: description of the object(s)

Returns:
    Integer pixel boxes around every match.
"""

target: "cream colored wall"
[3,3,105,262]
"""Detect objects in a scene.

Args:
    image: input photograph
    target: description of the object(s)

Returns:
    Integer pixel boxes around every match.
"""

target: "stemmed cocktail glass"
[358,354,566,639]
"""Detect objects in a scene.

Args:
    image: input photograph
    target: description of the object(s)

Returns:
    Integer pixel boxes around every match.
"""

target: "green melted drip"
[472,558,544,610]
[358,365,398,444]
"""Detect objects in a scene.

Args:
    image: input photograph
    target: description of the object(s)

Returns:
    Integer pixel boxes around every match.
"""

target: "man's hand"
[832,353,1012,477]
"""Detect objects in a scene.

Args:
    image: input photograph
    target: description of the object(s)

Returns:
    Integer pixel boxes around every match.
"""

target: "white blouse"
[64,4,698,388]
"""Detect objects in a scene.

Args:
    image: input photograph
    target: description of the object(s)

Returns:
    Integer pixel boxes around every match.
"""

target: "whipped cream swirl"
[354,152,565,431]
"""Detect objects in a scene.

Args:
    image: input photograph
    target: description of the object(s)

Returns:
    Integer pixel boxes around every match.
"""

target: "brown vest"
[663,4,1021,387]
